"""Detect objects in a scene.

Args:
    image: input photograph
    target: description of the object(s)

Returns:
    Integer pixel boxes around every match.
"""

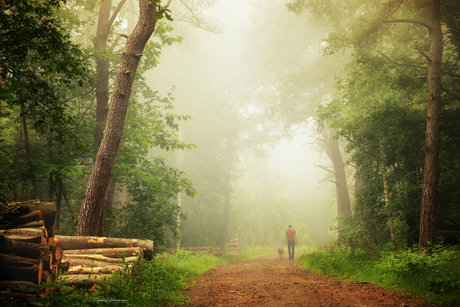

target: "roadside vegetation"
[298,242,460,305]
[0,247,273,307]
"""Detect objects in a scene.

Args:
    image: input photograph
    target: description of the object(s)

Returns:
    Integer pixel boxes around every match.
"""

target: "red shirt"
[286,228,296,241]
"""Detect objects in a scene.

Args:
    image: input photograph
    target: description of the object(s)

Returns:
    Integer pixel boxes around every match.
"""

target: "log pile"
[228,234,241,254]
[52,235,154,285]
[0,200,61,288]
[1,201,154,286]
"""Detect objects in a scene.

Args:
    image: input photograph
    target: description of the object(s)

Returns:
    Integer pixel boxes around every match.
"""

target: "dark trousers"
[288,241,295,259]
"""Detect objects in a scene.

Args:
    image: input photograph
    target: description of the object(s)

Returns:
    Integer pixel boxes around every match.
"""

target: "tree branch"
[163,0,172,10]
[412,46,430,62]
[383,19,432,31]
[108,0,128,30]
[315,164,335,175]
[384,0,405,20]
[366,46,427,70]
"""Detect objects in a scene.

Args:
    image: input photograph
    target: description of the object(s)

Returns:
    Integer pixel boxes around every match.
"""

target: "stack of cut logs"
[228,234,241,254]
[1,200,154,287]
[0,200,61,288]
[178,246,222,256]
[53,235,154,285]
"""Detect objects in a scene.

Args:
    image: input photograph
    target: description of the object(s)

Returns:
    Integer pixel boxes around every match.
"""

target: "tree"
[288,0,448,251]
[0,0,90,205]
[77,0,164,236]
[419,0,443,251]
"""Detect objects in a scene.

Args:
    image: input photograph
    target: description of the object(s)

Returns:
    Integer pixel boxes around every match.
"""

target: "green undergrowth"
[298,243,460,305]
[0,246,273,307]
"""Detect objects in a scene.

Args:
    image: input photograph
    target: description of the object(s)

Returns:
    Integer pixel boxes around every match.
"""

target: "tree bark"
[419,0,443,252]
[0,236,51,260]
[3,209,42,228]
[93,0,111,147]
[327,131,351,216]
[77,0,158,236]
[63,247,143,258]
[62,274,110,285]
[0,253,43,284]
[0,227,46,244]
[50,235,153,250]
[62,254,138,263]
[98,178,116,236]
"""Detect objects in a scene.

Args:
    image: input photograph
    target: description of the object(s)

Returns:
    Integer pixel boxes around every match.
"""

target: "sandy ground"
[184,254,451,307]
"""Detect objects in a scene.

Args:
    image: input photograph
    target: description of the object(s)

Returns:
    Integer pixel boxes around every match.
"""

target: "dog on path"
[278,248,284,259]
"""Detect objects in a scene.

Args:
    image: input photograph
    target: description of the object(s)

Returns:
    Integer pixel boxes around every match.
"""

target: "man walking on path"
[285,224,297,260]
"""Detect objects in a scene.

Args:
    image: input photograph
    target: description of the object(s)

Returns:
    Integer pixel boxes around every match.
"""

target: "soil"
[185,254,451,307]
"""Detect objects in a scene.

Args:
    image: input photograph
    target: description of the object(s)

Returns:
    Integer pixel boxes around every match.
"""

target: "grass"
[297,243,460,305]
[0,246,274,307]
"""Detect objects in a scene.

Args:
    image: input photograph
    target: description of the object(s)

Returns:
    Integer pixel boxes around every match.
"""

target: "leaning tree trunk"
[419,0,443,252]
[77,0,158,236]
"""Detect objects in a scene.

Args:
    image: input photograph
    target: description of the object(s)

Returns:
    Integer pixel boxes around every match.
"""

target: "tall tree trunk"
[76,0,158,236]
[93,0,112,147]
[419,0,443,251]
[93,0,127,147]
[327,131,351,216]
[21,107,39,200]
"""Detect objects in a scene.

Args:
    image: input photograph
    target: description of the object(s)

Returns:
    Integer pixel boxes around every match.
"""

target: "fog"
[143,0,341,248]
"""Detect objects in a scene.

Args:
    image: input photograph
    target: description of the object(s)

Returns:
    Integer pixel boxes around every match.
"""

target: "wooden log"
[61,274,111,285]
[67,263,128,275]
[0,253,41,267]
[0,236,51,261]
[50,235,153,251]
[0,227,46,244]
[0,203,21,215]
[52,242,63,263]
[12,201,56,237]
[2,209,43,228]
[15,220,45,229]
[0,254,43,284]
[62,254,138,263]
[62,247,143,258]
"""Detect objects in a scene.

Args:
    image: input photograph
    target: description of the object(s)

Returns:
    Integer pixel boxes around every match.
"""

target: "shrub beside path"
[185,254,449,307]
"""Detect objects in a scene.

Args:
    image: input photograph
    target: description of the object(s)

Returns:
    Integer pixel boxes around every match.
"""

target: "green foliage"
[0,0,91,136]
[299,243,460,305]
[311,0,460,247]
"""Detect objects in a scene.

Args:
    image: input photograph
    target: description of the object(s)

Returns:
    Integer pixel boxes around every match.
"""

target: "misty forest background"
[1,0,460,253]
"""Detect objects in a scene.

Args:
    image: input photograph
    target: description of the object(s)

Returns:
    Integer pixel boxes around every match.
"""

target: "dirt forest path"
[185,254,449,307]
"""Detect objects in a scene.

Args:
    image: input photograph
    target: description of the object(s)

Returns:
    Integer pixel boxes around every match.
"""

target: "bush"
[298,243,460,305]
